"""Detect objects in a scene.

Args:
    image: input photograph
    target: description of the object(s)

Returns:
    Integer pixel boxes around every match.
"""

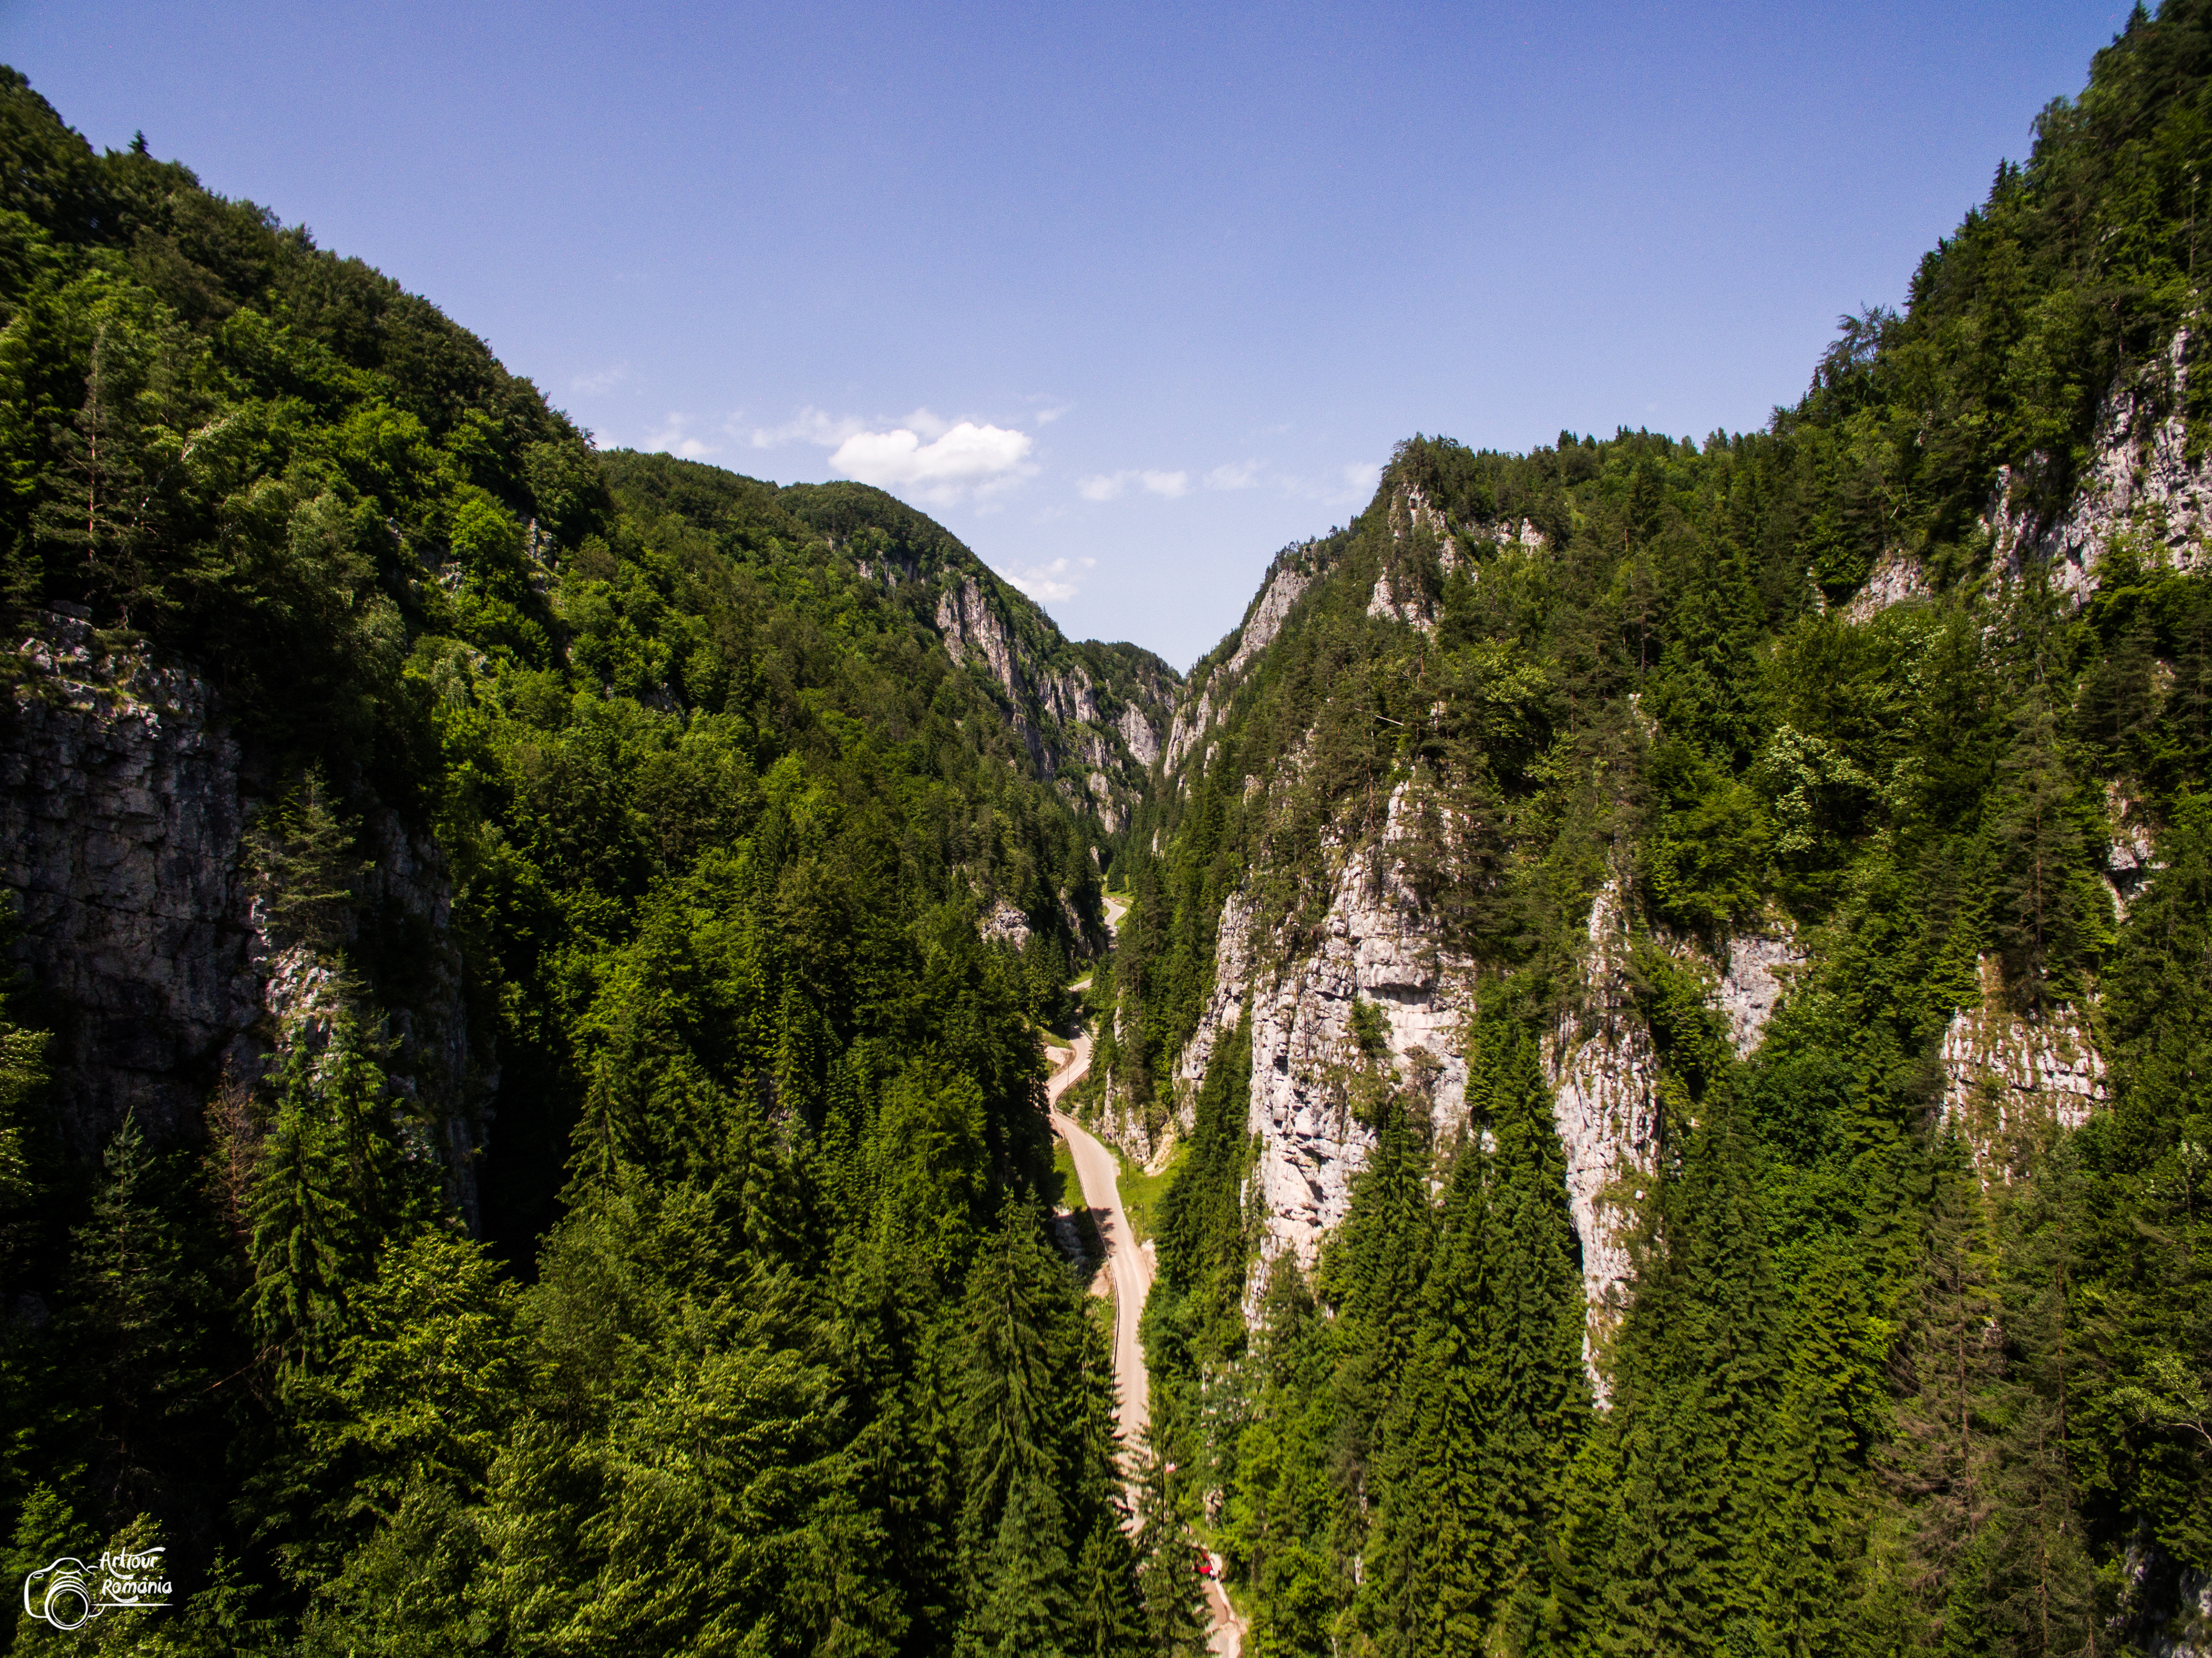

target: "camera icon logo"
[22,1557,96,1631]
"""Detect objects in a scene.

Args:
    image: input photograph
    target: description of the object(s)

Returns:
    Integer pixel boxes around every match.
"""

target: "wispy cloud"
[747,406,965,450]
[1205,460,1265,490]
[994,555,1095,604]
[1076,468,1191,502]
[570,361,631,396]
[745,407,869,449]
[644,413,718,460]
[1263,459,1384,507]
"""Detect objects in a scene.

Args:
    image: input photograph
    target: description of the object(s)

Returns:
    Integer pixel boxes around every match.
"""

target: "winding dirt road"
[1048,1046,1151,1452]
[1048,895,1245,1655]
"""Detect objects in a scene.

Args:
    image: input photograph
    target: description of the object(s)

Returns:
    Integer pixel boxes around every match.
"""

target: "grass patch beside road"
[1051,1135,1083,1210]
[1051,1135,1105,1267]
[1114,1143,1184,1246]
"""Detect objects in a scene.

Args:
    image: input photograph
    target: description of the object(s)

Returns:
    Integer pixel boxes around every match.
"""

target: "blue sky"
[4,1,2132,669]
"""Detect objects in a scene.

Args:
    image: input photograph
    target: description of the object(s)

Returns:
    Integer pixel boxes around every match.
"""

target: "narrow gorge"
[6,12,2212,1657]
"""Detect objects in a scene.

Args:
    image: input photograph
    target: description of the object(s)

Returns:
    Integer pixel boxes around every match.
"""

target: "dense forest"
[0,62,1190,1655]
[4,2,2212,1656]
[1097,6,2212,1655]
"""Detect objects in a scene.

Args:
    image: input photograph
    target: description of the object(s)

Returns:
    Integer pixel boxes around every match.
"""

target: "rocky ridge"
[1164,539,1335,774]
[904,567,1174,833]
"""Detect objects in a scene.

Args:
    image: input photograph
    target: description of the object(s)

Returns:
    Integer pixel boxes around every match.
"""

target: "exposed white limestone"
[1719,920,1806,1058]
[1940,958,2108,1149]
[2108,781,2162,918]
[1842,548,1933,621]
[1230,785,1473,1275]
[1224,563,1313,680]
[1994,329,2212,602]
[980,899,1033,951]
[1164,688,1215,775]
[1541,873,1660,1390]
[1119,703,1161,767]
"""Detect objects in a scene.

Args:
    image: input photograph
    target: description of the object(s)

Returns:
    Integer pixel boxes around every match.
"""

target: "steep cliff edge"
[1,611,486,1211]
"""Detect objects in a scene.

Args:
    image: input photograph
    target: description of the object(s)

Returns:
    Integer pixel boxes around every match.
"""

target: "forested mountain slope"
[773,477,1177,832]
[1090,6,2212,1654]
[0,66,1197,1654]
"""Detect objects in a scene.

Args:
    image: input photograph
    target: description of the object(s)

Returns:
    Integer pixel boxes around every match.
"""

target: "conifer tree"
[250,1013,428,1384]
[63,1109,223,1525]
[1360,1020,1590,1656]
[1986,689,2105,1005]
[1602,1106,1788,1657]
[955,1202,1082,1656]
[1881,1144,2008,1650]
[1133,1433,1209,1657]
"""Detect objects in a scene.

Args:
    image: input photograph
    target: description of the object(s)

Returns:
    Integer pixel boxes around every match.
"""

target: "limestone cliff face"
[1847,328,2212,622]
[1841,549,1933,622]
[1155,786,1669,1390]
[920,572,1174,833]
[1719,920,1805,1058]
[1174,785,1474,1273]
[1365,482,1464,631]
[1541,874,1660,1379]
[1939,957,2108,1155]
[1993,330,2212,602]
[1364,484,1545,633]
[1,611,487,1215]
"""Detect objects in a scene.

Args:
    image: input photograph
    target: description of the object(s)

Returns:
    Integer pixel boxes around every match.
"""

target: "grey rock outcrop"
[2108,781,2162,919]
[924,573,1173,830]
[1366,482,1468,631]
[1841,548,1932,621]
[1,613,485,1216]
[980,899,1033,951]
[1166,540,1333,774]
[1939,957,2108,1152]
[1720,920,1805,1058]
[1161,795,1665,1391]
[1839,327,2212,619]
[1172,785,1474,1275]
[2,613,257,1155]
[1992,329,2212,602]
[1542,873,1660,1389]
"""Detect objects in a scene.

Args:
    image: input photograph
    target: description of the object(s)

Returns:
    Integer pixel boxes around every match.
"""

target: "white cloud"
[1205,459,1264,490]
[830,421,1037,505]
[994,555,1095,605]
[1340,460,1383,497]
[644,414,718,460]
[1076,468,1191,502]
[570,361,631,396]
